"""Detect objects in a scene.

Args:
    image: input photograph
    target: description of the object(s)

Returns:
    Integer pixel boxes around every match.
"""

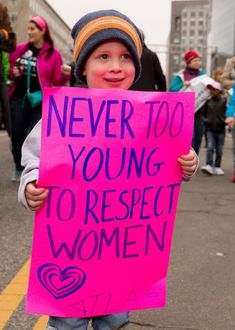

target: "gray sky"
[47,0,172,69]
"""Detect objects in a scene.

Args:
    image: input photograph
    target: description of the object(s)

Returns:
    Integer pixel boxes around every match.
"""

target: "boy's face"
[83,40,136,90]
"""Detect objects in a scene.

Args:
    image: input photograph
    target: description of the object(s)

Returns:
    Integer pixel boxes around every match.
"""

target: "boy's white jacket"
[18,120,42,209]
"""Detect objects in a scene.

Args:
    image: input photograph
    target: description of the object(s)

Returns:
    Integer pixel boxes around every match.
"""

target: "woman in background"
[8,16,70,181]
[169,50,206,155]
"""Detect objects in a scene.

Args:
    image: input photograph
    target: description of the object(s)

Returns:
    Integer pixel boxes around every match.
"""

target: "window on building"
[190,21,195,26]
[190,12,196,18]
[11,14,17,22]
[183,12,187,18]
[198,21,204,26]
[173,31,180,43]
[199,11,204,18]
[198,30,204,36]
[190,30,195,36]
[173,55,180,64]
[10,0,17,4]
[175,16,181,31]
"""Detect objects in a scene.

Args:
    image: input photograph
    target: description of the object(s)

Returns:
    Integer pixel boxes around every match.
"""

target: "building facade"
[208,0,235,72]
[1,0,73,63]
[168,0,210,83]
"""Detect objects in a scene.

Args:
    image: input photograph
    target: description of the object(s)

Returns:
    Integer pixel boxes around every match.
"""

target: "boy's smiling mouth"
[104,77,125,83]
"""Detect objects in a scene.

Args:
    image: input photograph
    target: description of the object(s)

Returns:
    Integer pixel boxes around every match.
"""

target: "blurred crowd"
[0,2,235,183]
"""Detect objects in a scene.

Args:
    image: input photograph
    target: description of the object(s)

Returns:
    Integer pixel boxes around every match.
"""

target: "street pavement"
[0,129,235,330]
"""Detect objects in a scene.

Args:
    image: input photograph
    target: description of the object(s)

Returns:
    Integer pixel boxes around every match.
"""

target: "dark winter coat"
[130,44,166,91]
[202,95,226,133]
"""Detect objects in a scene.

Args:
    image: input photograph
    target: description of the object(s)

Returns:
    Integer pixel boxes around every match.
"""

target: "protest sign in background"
[26,87,194,317]
[181,74,215,112]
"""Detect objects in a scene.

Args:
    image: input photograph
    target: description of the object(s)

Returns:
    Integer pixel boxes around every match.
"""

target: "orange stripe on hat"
[73,16,142,62]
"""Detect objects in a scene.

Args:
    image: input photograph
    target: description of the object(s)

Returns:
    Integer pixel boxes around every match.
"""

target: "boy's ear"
[83,68,86,76]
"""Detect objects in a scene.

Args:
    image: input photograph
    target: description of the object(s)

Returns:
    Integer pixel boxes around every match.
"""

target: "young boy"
[18,10,198,330]
[201,82,227,175]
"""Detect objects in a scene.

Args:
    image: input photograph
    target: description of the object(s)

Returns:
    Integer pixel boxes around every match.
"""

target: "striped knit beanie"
[71,9,143,82]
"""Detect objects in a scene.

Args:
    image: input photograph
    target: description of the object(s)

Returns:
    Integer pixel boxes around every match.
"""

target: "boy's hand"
[25,181,48,211]
[178,149,198,178]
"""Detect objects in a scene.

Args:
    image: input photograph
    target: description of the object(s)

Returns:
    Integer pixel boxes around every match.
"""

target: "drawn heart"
[38,263,86,299]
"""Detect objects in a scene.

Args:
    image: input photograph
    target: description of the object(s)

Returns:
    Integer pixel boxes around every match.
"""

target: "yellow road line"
[0,258,30,329]
[33,316,48,329]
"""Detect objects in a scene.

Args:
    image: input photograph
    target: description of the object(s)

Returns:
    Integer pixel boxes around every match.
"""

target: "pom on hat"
[184,50,200,63]
[71,9,143,82]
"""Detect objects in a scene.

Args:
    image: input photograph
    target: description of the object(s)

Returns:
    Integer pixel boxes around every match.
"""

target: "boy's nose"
[109,58,122,71]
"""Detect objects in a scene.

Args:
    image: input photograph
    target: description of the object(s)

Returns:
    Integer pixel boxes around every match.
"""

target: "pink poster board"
[26,87,194,317]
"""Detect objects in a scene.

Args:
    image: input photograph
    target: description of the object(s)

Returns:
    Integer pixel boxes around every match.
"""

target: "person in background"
[203,67,229,148]
[0,51,10,130]
[169,50,206,154]
[201,82,226,175]
[212,67,223,83]
[0,2,16,135]
[221,56,235,182]
[130,30,166,91]
[224,83,235,182]
[8,16,70,182]
[18,9,198,330]
[212,66,229,100]
[221,56,235,91]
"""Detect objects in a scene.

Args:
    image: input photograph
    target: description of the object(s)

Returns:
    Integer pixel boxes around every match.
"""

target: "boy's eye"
[98,54,109,60]
[121,53,132,60]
